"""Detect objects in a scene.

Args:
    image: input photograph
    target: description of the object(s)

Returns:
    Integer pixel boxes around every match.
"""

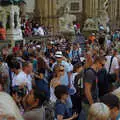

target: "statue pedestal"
[0,5,23,46]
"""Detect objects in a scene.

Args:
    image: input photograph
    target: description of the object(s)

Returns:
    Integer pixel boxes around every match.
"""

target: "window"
[70,2,80,11]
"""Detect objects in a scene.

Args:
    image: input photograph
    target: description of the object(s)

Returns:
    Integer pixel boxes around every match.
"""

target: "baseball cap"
[55,51,63,58]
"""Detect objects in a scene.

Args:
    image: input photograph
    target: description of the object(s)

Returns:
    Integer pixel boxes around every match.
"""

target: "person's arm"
[115,69,119,81]
[68,72,72,88]
[57,113,78,120]
[85,82,93,105]
[114,57,119,81]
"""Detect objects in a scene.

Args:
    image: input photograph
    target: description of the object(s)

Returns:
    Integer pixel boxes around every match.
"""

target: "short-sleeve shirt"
[105,56,119,74]
[14,71,32,90]
[23,107,45,120]
[52,61,72,86]
[55,100,72,119]
[116,112,120,120]
[84,68,98,103]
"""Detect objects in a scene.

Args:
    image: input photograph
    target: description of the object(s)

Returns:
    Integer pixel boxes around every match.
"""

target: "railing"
[0,34,87,51]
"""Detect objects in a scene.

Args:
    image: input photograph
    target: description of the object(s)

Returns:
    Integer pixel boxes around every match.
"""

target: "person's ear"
[39,73,44,79]
[35,99,39,105]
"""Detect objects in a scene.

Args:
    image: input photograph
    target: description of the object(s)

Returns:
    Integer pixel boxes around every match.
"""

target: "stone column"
[34,0,41,23]
[34,0,58,34]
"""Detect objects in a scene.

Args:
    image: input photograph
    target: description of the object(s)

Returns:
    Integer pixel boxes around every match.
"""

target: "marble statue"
[0,1,23,43]
[97,10,109,30]
[59,7,76,33]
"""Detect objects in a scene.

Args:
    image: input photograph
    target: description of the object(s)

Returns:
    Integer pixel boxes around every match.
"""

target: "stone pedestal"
[83,18,98,37]
[0,5,23,46]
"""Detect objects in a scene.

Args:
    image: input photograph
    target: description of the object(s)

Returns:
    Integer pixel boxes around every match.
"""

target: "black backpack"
[74,68,99,99]
[74,70,85,97]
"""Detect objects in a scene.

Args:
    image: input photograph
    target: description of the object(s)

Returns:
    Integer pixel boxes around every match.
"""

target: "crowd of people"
[0,30,120,120]
[21,19,49,37]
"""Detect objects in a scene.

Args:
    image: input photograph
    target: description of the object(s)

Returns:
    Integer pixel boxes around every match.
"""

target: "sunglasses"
[99,62,105,66]
[59,69,64,72]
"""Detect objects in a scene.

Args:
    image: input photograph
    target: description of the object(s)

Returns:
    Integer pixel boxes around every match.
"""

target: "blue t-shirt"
[55,100,72,119]
[116,112,120,120]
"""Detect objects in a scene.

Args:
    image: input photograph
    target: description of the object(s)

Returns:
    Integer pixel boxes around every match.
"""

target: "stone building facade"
[108,0,120,30]
[20,0,120,31]
[83,0,120,30]
[34,0,58,34]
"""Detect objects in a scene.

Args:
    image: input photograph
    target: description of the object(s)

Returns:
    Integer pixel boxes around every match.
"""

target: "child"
[55,85,78,120]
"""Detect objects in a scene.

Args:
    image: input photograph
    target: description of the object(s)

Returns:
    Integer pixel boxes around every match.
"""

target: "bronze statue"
[0,0,25,5]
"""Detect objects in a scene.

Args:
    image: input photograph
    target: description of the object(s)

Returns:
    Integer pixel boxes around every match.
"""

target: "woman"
[0,92,24,120]
[37,57,49,76]
[88,103,110,120]
[50,64,64,103]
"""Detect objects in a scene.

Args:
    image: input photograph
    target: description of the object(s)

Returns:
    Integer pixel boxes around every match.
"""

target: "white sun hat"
[55,51,63,58]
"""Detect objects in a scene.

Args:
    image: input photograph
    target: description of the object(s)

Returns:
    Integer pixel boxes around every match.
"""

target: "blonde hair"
[0,92,24,120]
[88,103,110,120]
[53,64,64,77]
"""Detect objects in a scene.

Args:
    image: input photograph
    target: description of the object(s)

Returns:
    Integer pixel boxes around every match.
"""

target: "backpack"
[74,70,85,97]
[74,68,99,99]
[43,101,55,120]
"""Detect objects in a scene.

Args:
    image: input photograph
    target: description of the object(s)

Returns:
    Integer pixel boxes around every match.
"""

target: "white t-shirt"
[14,71,32,90]
[50,86,57,103]
[70,73,78,95]
[38,27,44,36]
[105,56,119,74]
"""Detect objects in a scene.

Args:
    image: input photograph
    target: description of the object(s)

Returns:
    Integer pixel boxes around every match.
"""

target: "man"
[70,43,81,65]
[14,62,33,91]
[38,24,45,36]
[13,44,20,53]
[23,88,46,120]
[82,56,105,118]
[101,94,120,120]
[84,56,105,105]
[11,60,21,87]
[105,49,119,82]
[45,43,54,58]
